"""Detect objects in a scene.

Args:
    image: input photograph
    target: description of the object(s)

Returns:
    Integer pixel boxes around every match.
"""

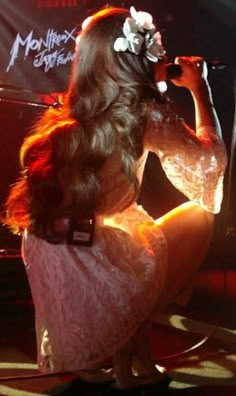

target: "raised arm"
[173,56,222,138]
[144,56,228,213]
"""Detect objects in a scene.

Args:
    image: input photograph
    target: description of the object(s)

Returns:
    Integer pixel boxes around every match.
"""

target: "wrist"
[190,80,212,101]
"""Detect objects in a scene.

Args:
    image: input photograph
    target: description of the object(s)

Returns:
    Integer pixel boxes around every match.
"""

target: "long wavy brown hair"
[3,6,164,240]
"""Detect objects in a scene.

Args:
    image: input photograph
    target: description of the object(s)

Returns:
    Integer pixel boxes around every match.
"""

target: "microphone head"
[165,63,183,80]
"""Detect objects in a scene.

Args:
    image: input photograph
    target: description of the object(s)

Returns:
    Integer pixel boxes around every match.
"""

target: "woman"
[4,5,227,390]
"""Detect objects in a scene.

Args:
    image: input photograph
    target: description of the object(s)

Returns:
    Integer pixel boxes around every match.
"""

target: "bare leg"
[155,201,215,309]
[113,331,168,389]
[132,323,167,377]
[132,323,156,376]
[113,340,135,389]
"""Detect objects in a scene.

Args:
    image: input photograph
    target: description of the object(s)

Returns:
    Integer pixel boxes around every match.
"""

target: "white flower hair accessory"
[114,6,166,62]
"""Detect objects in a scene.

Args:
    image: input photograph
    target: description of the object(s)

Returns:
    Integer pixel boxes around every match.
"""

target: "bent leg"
[155,201,215,307]
[113,335,168,389]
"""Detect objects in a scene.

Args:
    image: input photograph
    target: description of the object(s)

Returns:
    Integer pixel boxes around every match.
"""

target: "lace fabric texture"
[145,105,227,214]
[22,203,168,373]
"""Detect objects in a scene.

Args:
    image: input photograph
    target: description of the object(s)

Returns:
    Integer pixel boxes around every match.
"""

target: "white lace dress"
[22,105,227,373]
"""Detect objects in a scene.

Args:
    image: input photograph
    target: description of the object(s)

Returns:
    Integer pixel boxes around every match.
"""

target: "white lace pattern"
[145,105,227,213]
[22,203,168,373]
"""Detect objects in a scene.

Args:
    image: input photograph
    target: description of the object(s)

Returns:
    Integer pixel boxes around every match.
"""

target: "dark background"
[0,0,236,263]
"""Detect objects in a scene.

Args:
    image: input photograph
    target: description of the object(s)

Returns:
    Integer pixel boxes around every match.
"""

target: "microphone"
[166,61,227,80]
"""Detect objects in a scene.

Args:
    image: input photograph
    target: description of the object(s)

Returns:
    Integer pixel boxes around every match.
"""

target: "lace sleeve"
[144,105,227,213]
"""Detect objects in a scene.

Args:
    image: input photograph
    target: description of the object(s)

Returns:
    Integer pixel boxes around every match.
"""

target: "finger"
[175,56,203,68]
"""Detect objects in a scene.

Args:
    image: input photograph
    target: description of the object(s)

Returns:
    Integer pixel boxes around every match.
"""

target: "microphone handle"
[166,61,227,80]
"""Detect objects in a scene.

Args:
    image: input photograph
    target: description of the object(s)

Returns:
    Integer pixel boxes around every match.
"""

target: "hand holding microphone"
[165,56,227,82]
[166,56,209,90]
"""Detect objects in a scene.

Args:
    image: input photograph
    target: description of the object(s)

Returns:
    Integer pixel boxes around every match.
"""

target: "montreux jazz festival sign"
[6,27,77,73]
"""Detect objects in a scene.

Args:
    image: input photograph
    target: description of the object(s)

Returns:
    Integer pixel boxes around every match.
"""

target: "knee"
[189,204,215,242]
[156,201,215,246]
